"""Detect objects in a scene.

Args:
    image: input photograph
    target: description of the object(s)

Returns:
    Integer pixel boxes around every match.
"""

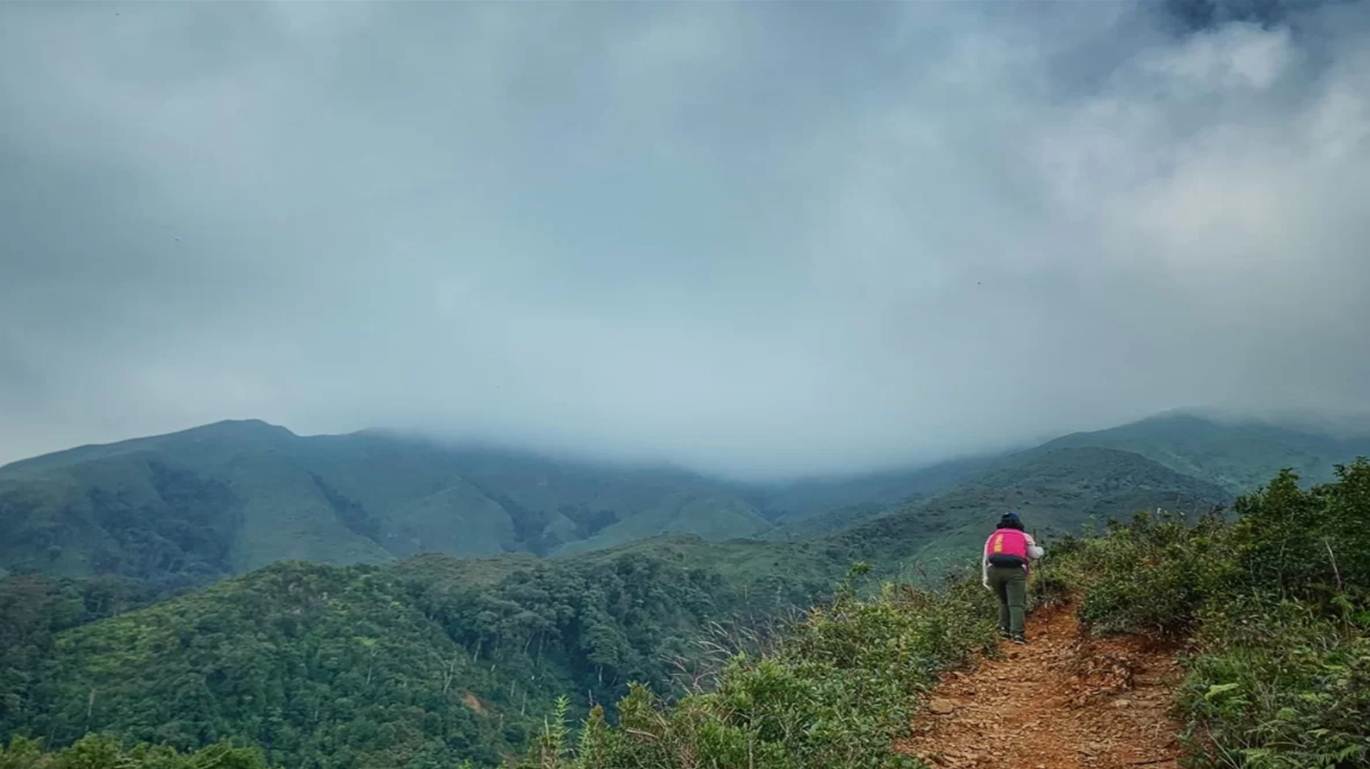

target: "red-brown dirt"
[898,603,1185,769]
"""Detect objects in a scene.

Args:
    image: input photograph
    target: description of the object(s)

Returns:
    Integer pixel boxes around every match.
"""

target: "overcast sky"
[2,1,1368,478]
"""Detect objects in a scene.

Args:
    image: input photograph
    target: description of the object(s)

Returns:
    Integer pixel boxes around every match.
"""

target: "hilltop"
[1042,411,1370,493]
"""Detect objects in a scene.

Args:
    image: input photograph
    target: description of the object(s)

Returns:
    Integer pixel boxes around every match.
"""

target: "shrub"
[1063,510,1233,636]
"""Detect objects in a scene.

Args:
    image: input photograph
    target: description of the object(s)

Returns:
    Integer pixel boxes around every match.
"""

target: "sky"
[2,0,1368,478]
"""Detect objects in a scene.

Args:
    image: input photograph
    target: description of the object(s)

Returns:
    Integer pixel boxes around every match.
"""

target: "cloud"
[1,1,1367,478]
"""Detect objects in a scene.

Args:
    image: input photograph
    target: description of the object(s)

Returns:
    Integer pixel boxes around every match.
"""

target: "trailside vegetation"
[1046,459,1370,769]
[514,566,997,769]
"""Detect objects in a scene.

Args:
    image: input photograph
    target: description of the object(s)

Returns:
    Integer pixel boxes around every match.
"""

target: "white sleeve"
[981,549,990,588]
[1025,533,1045,560]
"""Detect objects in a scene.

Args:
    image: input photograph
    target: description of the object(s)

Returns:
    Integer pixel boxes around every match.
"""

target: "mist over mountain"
[3,2,1370,767]
[3,411,1366,587]
[3,0,1369,477]
[4,409,1366,768]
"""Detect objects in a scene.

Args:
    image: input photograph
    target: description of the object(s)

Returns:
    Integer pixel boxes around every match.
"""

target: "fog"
[2,1,1368,478]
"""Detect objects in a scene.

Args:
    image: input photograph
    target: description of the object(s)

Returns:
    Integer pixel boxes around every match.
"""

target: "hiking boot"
[1011,634,1027,645]
[998,628,1012,640]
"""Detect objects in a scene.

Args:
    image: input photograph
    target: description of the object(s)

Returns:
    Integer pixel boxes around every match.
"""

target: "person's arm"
[1025,533,1045,560]
[981,546,991,589]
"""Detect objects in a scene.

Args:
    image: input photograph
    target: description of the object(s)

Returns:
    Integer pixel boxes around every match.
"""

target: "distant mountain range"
[2,412,1368,586]
[4,410,1368,767]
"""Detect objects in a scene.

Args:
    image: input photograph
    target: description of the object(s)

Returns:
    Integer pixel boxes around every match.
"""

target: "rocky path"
[898,604,1185,769]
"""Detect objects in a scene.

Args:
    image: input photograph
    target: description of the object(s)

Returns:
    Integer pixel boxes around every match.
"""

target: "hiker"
[981,512,1044,644]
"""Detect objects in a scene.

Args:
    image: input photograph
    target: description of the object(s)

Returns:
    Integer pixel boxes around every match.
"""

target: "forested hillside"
[0,536,851,769]
[1,420,994,586]
[825,446,1231,574]
[2,415,1368,767]
[8,461,1369,768]
[0,421,782,585]
[0,447,1245,768]
[7,413,1359,589]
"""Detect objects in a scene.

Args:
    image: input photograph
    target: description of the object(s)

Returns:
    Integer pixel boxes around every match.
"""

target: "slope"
[1043,411,1370,493]
[834,446,1232,575]
[3,535,841,769]
[7,410,1363,589]
[0,421,780,582]
[0,419,1025,585]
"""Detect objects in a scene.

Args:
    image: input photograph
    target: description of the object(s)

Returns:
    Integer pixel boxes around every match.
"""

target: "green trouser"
[988,564,1027,637]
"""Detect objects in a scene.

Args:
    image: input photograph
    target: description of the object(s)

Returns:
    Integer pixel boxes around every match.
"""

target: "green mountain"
[1042,411,1370,493]
[0,421,786,584]
[6,411,1365,590]
[832,446,1232,575]
[0,421,1015,587]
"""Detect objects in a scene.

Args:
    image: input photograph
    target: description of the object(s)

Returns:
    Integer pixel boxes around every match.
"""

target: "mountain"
[0,421,1004,586]
[833,446,1233,574]
[0,444,1240,769]
[0,421,781,584]
[1042,411,1370,493]
[5,412,1367,588]
[7,413,1364,768]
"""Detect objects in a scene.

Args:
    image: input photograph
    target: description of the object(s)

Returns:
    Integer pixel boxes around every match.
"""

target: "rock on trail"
[898,603,1184,769]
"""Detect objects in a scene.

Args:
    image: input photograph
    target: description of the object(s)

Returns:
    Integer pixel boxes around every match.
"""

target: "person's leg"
[1006,570,1028,641]
[989,568,1010,635]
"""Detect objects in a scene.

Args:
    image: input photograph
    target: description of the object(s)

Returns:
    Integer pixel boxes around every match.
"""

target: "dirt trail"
[898,604,1185,769]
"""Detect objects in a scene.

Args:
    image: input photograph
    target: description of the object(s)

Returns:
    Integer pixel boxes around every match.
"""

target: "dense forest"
[0,538,849,768]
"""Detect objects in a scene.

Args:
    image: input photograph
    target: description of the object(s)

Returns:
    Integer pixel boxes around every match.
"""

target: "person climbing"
[982,511,1044,644]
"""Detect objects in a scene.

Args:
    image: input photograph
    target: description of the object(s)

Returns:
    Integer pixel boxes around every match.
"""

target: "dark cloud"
[2,2,1368,478]
[1164,0,1289,31]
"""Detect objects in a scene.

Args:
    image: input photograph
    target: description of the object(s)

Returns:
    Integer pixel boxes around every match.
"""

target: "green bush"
[1230,464,1370,606]
[1070,510,1234,636]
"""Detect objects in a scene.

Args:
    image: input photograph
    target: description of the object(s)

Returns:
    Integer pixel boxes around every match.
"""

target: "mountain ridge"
[3,411,1367,586]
